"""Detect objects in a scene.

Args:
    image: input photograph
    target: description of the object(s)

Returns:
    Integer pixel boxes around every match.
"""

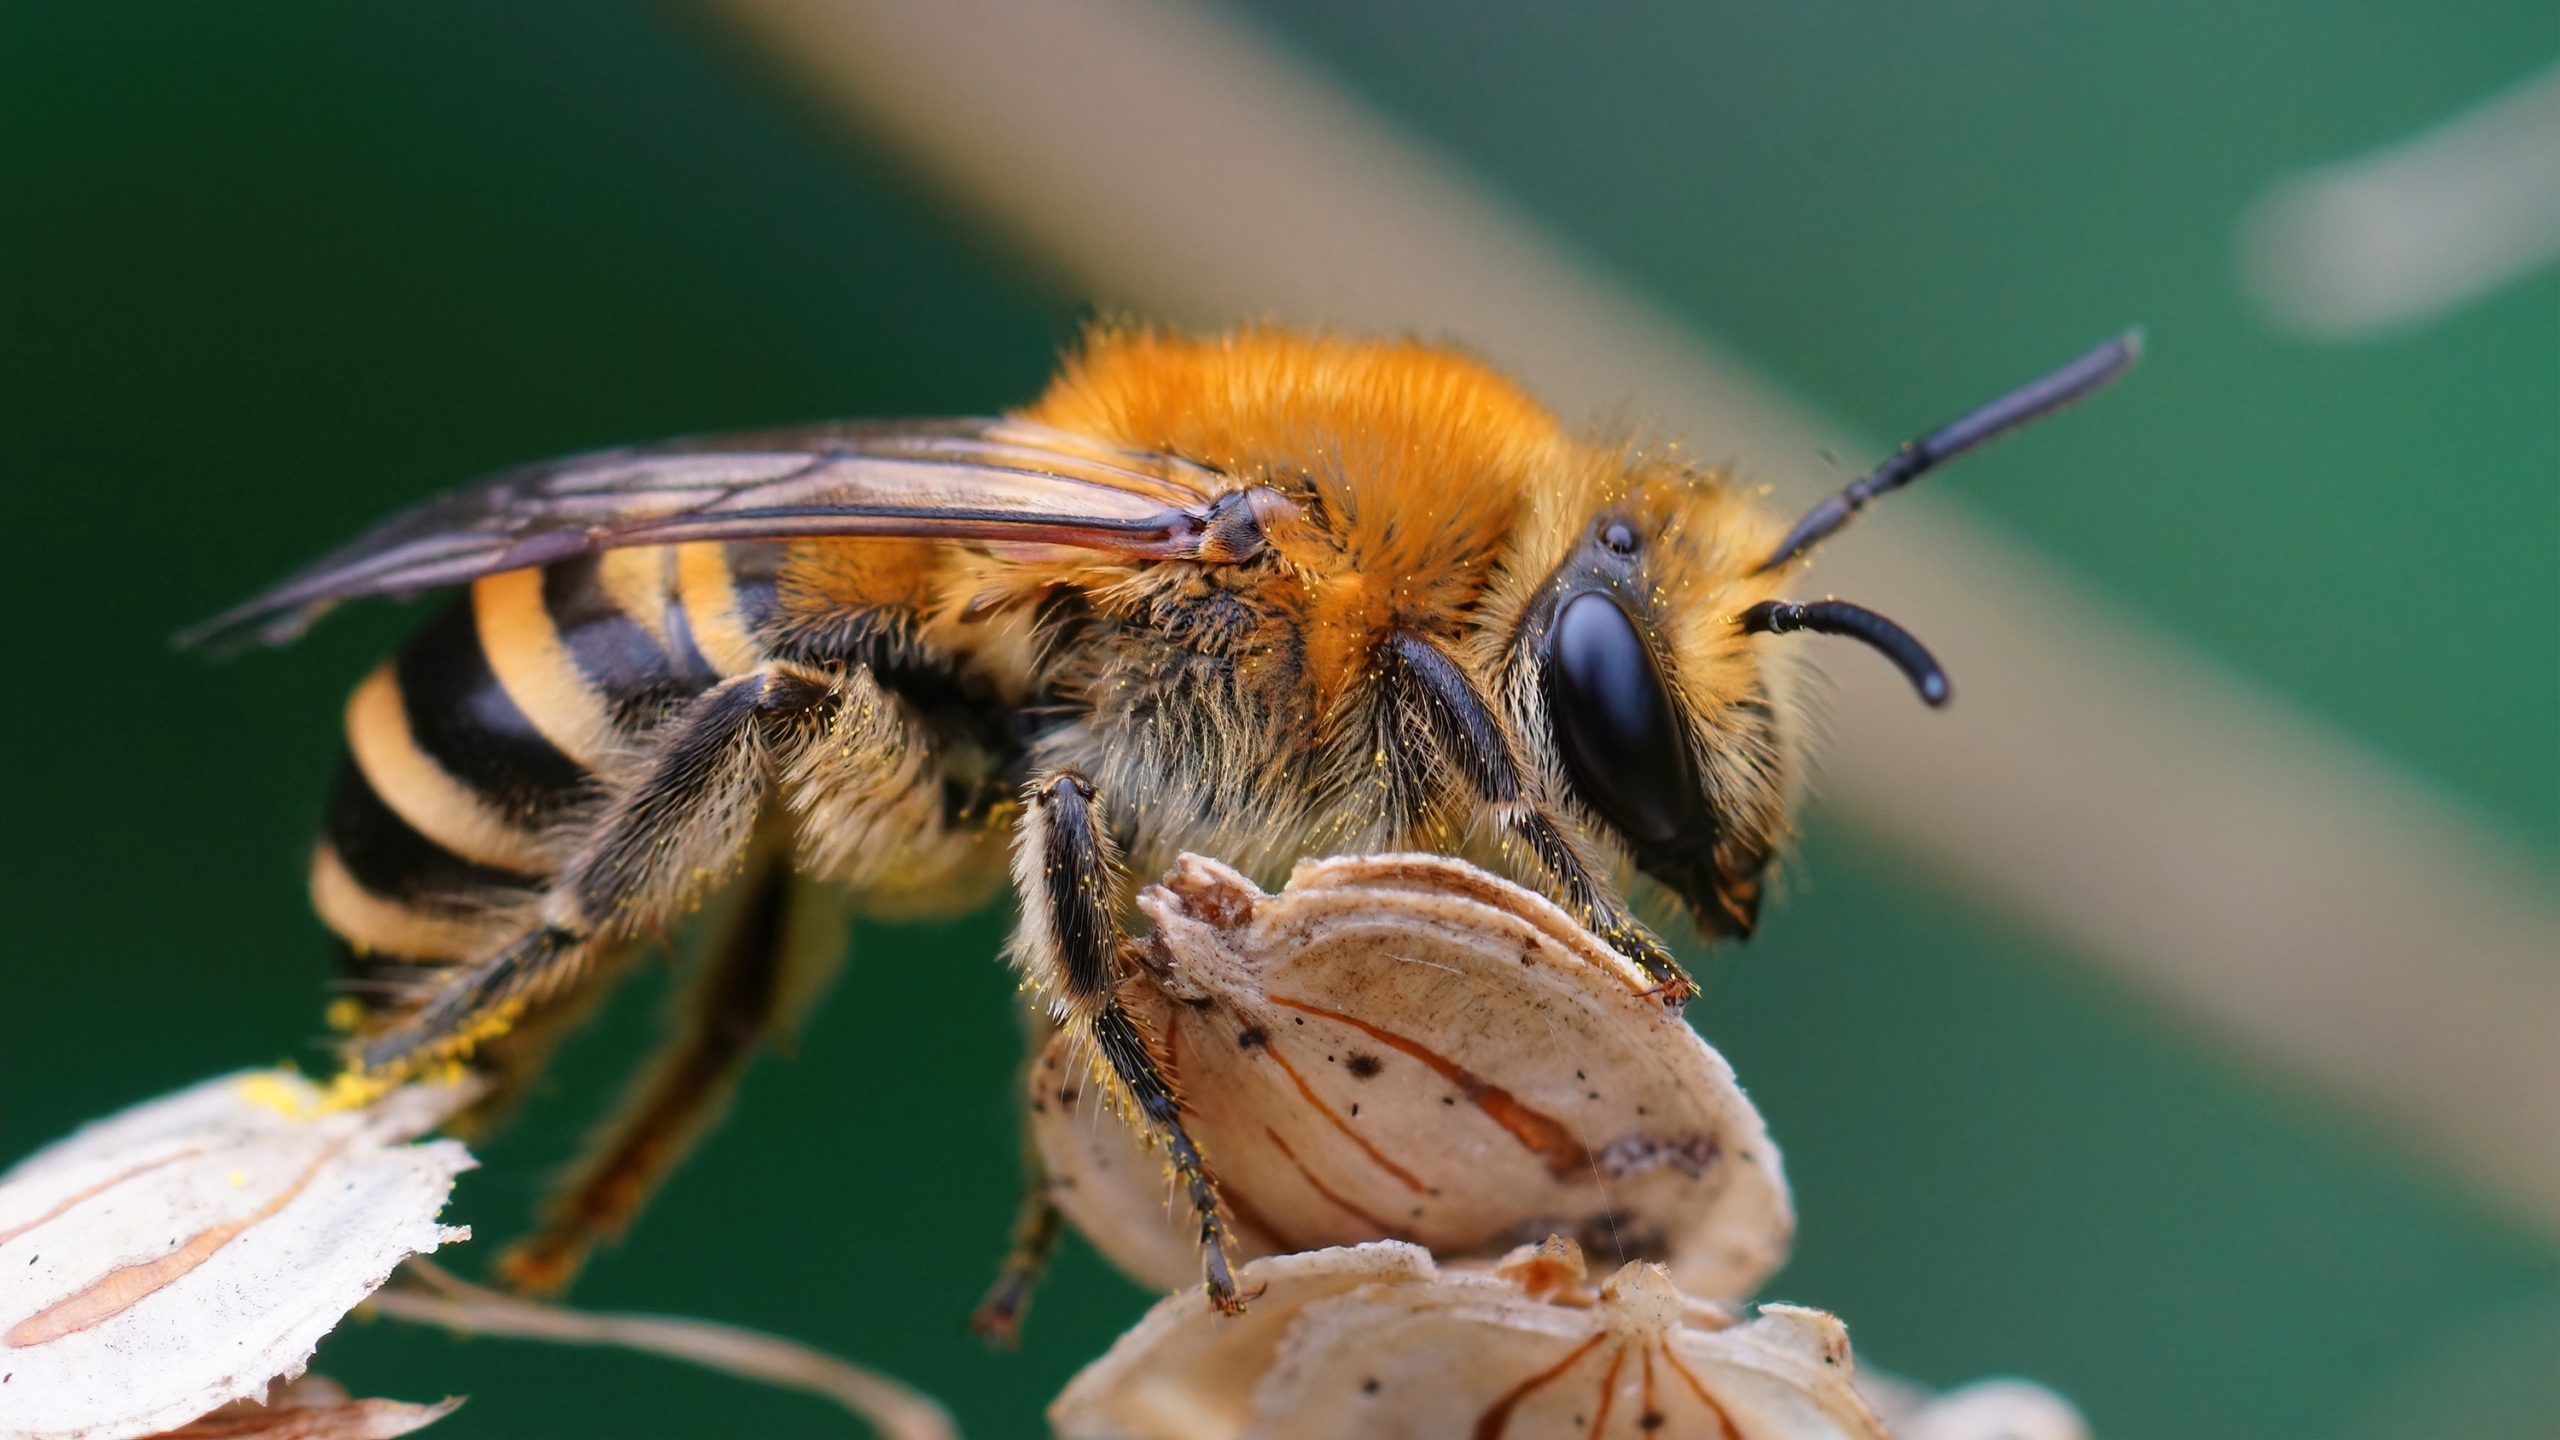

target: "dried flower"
[1051,1237,1888,1440]
[1,1069,956,1440]
[140,1377,457,1440]
[0,1071,475,1440]
[1035,853,1792,1300]
[1857,1375,2090,1440]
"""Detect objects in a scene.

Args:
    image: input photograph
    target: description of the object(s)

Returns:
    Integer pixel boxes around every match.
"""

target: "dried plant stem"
[373,1260,956,1440]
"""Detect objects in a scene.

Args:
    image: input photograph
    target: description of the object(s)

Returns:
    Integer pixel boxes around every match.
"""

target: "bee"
[185,324,2136,1314]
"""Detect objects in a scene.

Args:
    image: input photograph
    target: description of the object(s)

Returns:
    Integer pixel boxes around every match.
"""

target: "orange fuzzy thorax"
[1021,326,1606,711]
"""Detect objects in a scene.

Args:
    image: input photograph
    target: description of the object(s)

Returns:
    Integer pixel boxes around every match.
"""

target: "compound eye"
[1546,592,1693,845]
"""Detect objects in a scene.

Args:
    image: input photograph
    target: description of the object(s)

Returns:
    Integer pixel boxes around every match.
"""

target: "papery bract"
[1035,854,1791,1300]
[0,1071,475,1440]
[1051,1239,1885,1440]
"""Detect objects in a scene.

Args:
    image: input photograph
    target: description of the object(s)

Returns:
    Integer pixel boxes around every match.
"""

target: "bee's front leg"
[1383,633,1695,1007]
[1502,807,1695,1007]
[1011,772,1252,1313]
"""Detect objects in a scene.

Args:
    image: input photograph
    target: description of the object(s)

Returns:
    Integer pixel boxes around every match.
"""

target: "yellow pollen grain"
[234,1069,321,1122]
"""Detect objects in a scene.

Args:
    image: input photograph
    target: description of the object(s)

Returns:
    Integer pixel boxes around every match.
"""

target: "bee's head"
[1498,457,1957,940]
[1497,465,1811,940]
[1496,334,2139,941]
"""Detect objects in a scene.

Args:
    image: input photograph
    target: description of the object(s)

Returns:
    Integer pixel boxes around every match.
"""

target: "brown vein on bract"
[1584,1341,1627,1440]
[1662,1345,1742,1440]
[1261,1127,1410,1238]
[1258,1040,1427,1193]
[1268,994,1596,1179]
[0,1148,203,1248]
[6,1148,336,1347]
[1474,1330,1608,1440]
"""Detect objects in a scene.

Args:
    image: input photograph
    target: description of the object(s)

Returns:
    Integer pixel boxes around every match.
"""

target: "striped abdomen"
[316,542,784,990]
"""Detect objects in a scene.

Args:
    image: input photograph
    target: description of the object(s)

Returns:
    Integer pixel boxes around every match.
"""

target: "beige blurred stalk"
[696,0,2560,1235]
[370,1261,957,1440]
[2243,65,2560,338]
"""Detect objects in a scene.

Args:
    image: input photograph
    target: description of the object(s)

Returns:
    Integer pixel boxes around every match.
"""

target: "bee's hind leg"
[350,663,844,1294]
[497,854,854,1294]
[356,664,839,1075]
[1011,772,1251,1313]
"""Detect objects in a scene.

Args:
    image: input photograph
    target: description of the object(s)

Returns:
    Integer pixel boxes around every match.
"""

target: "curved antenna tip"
[1740,598,1951,709]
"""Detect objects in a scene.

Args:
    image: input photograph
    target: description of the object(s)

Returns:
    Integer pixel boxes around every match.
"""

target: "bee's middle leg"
[971,1000,1072,1346]
[1012,772,1249,1313]
[968,1157,1067,1347]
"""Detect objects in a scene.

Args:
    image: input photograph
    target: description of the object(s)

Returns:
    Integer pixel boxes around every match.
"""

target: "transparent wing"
[180,419,1244,651]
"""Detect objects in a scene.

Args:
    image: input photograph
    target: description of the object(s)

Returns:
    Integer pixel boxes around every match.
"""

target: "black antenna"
[1757,329,2143,573]
[1740,599,1949,707]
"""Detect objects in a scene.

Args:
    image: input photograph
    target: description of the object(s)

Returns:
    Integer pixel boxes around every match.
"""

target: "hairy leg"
[439,937,648,1144]
[498,856,854,1293]
[969,1175,1067,1347]
[1383,632,1694,1004]
[1011,772,1249,1312]
[970,1000,1073,1346]
[356,664,837,1076]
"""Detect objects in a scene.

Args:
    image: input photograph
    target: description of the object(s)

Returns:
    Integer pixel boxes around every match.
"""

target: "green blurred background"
[2,4,2550,1436]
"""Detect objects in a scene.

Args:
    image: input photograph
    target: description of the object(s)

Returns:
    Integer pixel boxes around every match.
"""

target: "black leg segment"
[1383,633,1695,1005]
[1016,772,1251,1312]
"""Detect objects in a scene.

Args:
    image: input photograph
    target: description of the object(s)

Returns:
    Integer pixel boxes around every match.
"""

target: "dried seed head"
[1598,1256,1686,1336]
[1035,853,1793,1300]
[0,1070,478,1440]
[143,1376,460,1440]
[1494,1233,1590,1304]
[1050,1239,1887,1440]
